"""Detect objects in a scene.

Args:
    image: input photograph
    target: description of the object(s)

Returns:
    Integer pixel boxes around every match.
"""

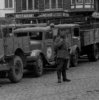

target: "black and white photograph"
[0,0,99,100]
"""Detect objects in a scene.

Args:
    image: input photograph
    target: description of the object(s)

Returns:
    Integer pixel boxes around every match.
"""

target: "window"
[15,32,28,37]
[22,0,27,10]
[34,0,39,10]
[22,0,33,10]
[50,0,63,9]
[45,0,50,9]
[85,0,91,4]
[76,0,83,4]
[92,0,94,4]
[71,0,75,4]
[51,0,56,9]
[29,32,42,40]
[74,28,79,37]
[58,0,63,8]
[5,0,13,8]
[28,0,33,10]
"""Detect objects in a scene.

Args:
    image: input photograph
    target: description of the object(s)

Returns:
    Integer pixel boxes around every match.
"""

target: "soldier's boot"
[62,70,71,82]
[57,71,61,83]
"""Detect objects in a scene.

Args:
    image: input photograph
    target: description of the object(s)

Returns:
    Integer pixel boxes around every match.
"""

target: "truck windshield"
[29,32,42,40]
[74,28,79,37]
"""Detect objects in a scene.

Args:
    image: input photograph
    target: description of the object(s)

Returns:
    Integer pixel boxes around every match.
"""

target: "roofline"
[14,26,51,33]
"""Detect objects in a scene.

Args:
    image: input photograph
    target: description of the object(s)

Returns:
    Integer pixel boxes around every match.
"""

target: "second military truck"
[55,23,99,67]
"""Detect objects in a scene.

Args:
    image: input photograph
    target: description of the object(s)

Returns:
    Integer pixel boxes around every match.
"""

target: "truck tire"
[8,56,23,83]
[70,50,78,67]
[34,55,43,77]
[88,45,99,61]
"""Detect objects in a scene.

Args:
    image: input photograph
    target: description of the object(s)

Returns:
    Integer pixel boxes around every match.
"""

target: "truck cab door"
[44,30,55,62]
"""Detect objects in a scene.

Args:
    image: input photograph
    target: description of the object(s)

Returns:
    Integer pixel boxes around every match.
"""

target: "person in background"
[54,30,71,83]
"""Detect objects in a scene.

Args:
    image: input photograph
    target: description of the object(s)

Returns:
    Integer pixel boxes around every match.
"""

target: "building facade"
[15,0,94,12]
[0,0,15,17]
[5,0,96,24]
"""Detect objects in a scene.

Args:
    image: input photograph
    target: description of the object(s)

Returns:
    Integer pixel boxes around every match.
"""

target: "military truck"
[0,25,56,83]
[55,23,99,67]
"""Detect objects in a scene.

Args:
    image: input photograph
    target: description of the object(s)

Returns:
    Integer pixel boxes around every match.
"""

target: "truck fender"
[69,45,79,56]
[30,50,47,64]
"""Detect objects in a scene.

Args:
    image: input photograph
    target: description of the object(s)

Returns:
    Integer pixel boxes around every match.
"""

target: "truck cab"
[13,26,57,77]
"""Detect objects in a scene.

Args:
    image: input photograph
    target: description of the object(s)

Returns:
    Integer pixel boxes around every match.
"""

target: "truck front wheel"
[8,56,23,83]
[34,55,43,77]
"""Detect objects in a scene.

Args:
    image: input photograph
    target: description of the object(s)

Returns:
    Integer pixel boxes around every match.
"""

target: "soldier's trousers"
[56,58,68,81]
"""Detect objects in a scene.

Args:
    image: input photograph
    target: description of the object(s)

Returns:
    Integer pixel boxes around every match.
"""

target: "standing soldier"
[54,30,71,83]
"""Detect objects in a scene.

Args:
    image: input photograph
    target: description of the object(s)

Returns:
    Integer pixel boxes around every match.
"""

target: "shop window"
[5,0,13,8]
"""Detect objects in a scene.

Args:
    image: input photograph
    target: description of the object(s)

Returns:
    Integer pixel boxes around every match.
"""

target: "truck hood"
[30,40,42,51]
[30,41,41,45]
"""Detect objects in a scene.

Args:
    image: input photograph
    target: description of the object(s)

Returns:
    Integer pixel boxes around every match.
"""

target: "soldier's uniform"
[54,34,71,83]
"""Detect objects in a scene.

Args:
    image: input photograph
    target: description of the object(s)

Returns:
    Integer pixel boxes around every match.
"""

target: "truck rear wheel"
[71,50,78,67]
[34,55,43,77]
[8,56,23,83]
[88,45,99,61]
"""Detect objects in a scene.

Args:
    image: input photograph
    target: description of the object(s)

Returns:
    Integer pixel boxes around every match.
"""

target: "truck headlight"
[31,51,36,56]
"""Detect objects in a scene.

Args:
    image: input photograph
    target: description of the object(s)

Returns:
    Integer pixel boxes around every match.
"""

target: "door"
[44,30,55,62]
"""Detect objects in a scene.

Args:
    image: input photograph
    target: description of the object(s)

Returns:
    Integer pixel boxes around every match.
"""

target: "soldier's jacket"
[54,36,69,59]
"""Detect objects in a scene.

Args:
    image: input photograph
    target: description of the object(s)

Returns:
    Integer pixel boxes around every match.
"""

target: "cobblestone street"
[0,59,99,100]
